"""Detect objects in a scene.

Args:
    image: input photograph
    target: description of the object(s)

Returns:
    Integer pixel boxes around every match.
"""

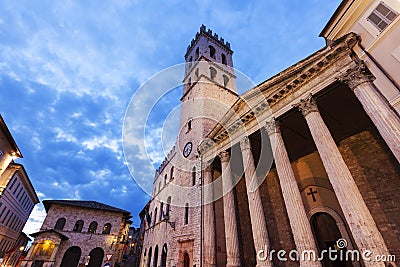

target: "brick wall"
[339,129,400,262]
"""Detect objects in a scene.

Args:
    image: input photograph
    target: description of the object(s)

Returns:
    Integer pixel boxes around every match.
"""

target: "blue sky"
[0,0,341,232]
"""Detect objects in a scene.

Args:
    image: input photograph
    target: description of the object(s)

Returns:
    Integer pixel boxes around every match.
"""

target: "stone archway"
[60,246,81,267]
[87,247,104,267]
[311,212,353,267]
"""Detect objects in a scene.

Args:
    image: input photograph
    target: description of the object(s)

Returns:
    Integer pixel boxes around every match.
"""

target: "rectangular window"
[8,177,17,191]
[367,2,398,31]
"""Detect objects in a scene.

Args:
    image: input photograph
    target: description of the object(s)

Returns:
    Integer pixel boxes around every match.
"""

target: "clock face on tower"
[183,142,192,158]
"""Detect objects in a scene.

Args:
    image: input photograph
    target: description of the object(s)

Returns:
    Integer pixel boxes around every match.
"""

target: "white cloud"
[55,128,78,143]
[23,204,46,235]
[82,135,120,154]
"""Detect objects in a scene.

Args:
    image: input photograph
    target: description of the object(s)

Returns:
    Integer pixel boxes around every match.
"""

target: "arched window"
[88,221,98,234]
[187,119,192,131]
[102,223,112,234]
[153,245,159,267]
[209,45,216,58]
[210,67,217,80]
[161,244,167,267]
[192,167,196,186]
[188,77,191,88]
[154,207,158,225]
[164,174,167,185]
[159,181,162,192]
[54,218,66,230]
[195,47,199,59]
[147,247,152,267]
[73,220,84,232]
[170,167,174,181]
[159,202,164,221]
[221,53,227,65]
[184,203,189,225]
[223,75,229,87]
[166,196,171,217]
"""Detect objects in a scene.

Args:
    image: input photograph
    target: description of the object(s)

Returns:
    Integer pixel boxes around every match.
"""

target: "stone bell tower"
[178,25,238,163]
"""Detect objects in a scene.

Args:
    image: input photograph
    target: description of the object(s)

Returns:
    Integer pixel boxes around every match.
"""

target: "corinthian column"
[239,137,273,267]
[219,151,241,267]
[265,120,321,267]
[203,164,216,267]
[295,95,391,267]
[338,62,400,162]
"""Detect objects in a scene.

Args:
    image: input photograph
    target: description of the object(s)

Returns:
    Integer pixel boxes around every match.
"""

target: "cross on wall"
[307,187,318,202]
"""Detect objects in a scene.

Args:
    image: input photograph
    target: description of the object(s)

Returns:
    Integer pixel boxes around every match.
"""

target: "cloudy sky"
[0,0,341,232]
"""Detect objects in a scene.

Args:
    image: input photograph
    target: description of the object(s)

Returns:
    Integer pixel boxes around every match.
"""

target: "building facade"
[0,115,39,262]
[141,1,400,267]
[21,200,132,267]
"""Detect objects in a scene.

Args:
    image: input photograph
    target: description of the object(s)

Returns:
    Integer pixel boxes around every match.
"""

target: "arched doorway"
[311,212,352,267]
[161,244,167,267]
[60,246,81,267]
[88,247,104,267]
[153,245,159,267]
[183,252,190,267]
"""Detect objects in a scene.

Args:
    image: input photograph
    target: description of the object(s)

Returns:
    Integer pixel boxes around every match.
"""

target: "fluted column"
[338,62,400,162]
[265,120,321,267]
[295,95,391,267]
[219,151,241,267]
[203,164,216,267]
[239,137,273,267]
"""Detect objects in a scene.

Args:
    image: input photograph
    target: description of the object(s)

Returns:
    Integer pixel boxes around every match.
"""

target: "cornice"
[204,33,359,150]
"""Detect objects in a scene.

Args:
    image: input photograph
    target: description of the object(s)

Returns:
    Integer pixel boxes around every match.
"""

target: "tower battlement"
[185,24,232,58]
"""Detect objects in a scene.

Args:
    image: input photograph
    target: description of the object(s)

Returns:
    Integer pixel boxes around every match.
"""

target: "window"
[102,223,112,234]
[188,77,192,88]
[73,220,84,232]
[8,177,17,191]
[166,196,171,217]
[88,221,98,233]
[209,45,216,58]
[154,207,158,225]
[223,75,229,87]
[184,203,189,225]
[164,174,168,185]
[195,47,199,59]
[188,119,192,131]
[54,218,66,230]
[170,167,174,181]
[192,167,196,186]
[159,181,162,192]
[210,67,217,80]
[367,2,398,31]
[221,53,227,65]
[195,68,199,78]
[159,202,164,221]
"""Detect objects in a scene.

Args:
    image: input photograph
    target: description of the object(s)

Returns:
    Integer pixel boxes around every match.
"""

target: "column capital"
[239,136,251,150]
[338,62,375,90]
[218,151,230,163]
[294,94,319,117]
[265,119,281,136]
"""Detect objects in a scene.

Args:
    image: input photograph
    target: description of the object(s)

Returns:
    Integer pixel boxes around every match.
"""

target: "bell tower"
[178,25,238,162]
